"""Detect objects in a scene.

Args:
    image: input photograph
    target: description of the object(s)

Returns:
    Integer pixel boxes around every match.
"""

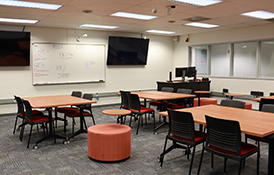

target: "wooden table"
[159,105,274,175]
[225,93,244,100]
[194,90,211,106]
[102,109,131,124]
[133,91,196,132]
[252,96,274,102]
[23,95,96,146]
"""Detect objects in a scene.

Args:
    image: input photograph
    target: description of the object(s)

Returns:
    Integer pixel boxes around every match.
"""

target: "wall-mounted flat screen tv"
[0,30,30,66]
[107,36,149,65]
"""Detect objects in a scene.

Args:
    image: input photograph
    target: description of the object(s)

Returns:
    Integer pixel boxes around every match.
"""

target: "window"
[233,42,257,77]
[210,44,231,76]
[191,46,207,75]
[261,41,274,77]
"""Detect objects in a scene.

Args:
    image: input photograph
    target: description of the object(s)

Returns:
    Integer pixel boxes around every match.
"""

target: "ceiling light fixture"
[241,10,274,19]
[111,12,157,20]
[0,0,62,10]
[80,24,118,29]
[152,0,158,14]
[146,30,175,34]
[185,22,219,28]
[168,0,222,7]
[0,17,38,24]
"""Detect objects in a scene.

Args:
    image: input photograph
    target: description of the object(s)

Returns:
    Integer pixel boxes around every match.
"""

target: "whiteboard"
[32,43,105,85]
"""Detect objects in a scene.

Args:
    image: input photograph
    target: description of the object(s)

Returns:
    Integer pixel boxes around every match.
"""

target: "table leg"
[35,107,66,146]
[68,106,87,140]
[198,94,201,106]
[268,134,274,175]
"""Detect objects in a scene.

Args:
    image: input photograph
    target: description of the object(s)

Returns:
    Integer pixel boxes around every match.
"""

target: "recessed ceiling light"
[241,10,274,19]
[0,17,38,24]
[146,30,175,34]
[185,22,219,28]
[111,12,157,20]
[169,0,222,7]
[80,24,118,29]
[0,0,62,10]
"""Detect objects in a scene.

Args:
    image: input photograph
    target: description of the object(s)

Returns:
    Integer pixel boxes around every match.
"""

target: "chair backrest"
[177,88,192,94]
[167,109,195,142]
[127,93,141,112]
[22,100,34,122]
[71,91,82,98]
[270,92,274,96]
[220,99,245,109]
[222,88,229,94]
[250,91,264,98]
[82,93,93,110]
[161,87,174,92]
[262,104,274,113]
[205,115,241,155]
[259,98,274,111]
[120,90,130,109]
[14,95,24,116]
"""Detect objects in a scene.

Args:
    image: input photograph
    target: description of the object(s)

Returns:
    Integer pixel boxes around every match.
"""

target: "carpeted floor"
[0,104,269,175]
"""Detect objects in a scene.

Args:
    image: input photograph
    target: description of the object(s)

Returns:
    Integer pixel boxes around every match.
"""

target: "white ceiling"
[1,0,274,36]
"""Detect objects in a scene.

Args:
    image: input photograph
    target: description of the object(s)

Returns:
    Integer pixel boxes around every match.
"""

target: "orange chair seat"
[88,123,131,162]
[64,110,90,117]
[56,107,78,113]
[130,106,154,113]
[193,98,217,107]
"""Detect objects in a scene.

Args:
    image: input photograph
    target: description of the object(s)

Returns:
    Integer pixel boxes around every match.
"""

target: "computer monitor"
[175,67,196,80]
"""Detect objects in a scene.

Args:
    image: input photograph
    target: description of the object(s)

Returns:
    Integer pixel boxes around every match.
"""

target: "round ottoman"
[245,102,252,110]
[88,123,131,162]
[193,98,218,107]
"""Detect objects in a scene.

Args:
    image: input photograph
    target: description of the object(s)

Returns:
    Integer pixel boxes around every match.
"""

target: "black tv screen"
[107,36,149,65]
[0,30,30,66]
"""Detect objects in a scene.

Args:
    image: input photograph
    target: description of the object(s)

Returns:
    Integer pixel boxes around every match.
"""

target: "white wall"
[0,25,174,114]
[174,23,274,97]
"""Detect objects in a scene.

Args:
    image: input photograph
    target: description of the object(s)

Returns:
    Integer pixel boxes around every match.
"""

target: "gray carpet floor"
[0,104,269,175]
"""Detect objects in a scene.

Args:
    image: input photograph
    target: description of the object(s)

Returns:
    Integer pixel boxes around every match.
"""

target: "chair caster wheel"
[63,140,70,144]
[33,145,39,149]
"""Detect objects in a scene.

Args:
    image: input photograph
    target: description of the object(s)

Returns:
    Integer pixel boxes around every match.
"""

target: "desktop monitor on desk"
[175,67,196,81]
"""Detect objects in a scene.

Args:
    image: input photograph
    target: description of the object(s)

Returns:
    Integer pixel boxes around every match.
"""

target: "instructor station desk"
[157,80,211,97]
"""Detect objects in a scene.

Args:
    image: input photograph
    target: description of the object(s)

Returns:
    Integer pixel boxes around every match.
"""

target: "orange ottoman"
[245,102,252,110]
[88,123,131,162]
[193,98,217,107]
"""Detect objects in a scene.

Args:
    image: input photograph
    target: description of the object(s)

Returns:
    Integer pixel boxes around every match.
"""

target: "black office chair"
[222,88,230,99]
[64,93,95,134]
[250,91,264,98]
[166,88,193,109]
[120,90,130,109]
[14,95,44,140]
[270,92,274,96]
[22,100,53,148]
[259,98,274,111]
[197,115,259,175]
[149,87,174,109]
[220,99,245,109]
[158,110,206,175]
[55,91,82,128]
[127,93,155,135]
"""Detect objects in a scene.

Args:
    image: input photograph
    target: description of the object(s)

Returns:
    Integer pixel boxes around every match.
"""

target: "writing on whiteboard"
[85,61,96,69]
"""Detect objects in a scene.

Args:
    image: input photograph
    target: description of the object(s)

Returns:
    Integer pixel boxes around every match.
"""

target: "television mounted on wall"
[0,30,30,66]
[106,36,149,65]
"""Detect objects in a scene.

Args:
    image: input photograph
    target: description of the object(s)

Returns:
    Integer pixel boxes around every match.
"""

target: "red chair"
[14,95,44,141]
[198,115,259,175]
[54,91,82,129]
[127,93,155,135]
[22,100,54,148]
[63,94,95,134]
[158,110,206,175]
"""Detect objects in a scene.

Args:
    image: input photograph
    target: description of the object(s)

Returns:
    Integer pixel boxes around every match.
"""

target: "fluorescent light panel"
[0,17,38,24]
[185,22,219,28]
[146,30,175,34]
[111,12,157,20]
[80,24,117,29]
[241,10,274,19]
[0,0,62,10]
[169,0,222,7]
